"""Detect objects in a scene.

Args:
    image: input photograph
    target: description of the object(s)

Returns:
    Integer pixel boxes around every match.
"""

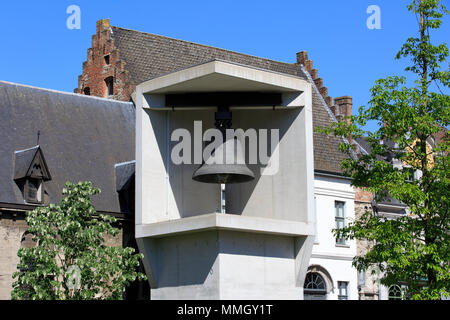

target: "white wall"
[308,174,358,300]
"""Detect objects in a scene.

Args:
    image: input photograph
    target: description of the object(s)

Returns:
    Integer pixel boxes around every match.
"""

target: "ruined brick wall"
[74,19,134,102]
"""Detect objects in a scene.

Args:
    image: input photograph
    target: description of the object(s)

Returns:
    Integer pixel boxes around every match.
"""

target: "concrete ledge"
[136,213,314,238]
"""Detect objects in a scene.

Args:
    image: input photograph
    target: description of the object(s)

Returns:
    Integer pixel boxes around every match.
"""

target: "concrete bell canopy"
[135,59,315,300]
[138,59,310,109]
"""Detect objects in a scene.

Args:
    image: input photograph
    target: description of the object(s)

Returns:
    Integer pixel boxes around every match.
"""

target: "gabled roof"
[14,145,52,181]
[0,81,135,212]
[109,26,349,174]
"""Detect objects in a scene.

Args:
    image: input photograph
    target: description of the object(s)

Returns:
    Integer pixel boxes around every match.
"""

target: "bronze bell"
[192,137,255,184]
[192,106,255,184]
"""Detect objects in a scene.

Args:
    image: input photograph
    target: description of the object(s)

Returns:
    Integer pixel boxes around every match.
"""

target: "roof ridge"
[140,58,304,83]
[0,80,133,105]
[14,145,40,154]
[110,26,298,68]
[114,160,136,167]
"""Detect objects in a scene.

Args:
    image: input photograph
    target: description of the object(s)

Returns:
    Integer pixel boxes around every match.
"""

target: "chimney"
[334,96,353,144]
[333,96,353,124]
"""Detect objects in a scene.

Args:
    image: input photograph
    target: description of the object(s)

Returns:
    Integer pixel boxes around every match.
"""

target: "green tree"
[11,181,147,300]
[319,0,449,300]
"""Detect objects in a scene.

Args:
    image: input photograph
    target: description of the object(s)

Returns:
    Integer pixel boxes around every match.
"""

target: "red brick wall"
[355,187,373,203]
[74,19,134,102]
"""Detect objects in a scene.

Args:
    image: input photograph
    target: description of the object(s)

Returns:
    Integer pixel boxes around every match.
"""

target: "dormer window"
[13,146,51,205]
[25,178,43,203]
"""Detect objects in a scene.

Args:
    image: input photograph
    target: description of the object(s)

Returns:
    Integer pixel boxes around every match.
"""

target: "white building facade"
[304,173,358,300]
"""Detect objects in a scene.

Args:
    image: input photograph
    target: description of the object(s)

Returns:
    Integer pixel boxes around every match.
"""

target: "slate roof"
[0,81,135,213]
[115,160,135,192]
[110,26,349,174]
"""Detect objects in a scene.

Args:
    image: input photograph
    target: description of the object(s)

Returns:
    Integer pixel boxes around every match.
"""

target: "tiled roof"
[311,88,349,174]
[111,27,306,85]
[111,26,348,174]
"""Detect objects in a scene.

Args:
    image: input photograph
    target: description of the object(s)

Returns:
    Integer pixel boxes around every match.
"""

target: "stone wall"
[0,214,28,300]
[354,188,380,300]
[0,211,124,300]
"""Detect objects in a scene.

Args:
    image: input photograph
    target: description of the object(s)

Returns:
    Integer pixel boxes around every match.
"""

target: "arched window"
[388,285,403,300]
[304,272,327,300]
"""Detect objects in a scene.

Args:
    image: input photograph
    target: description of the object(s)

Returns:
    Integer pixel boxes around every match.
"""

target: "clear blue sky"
[0,0,448,129]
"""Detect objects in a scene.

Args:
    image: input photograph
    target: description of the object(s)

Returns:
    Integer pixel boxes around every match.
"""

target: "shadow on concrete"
[225,108,301,216]
[146,107,301,221]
